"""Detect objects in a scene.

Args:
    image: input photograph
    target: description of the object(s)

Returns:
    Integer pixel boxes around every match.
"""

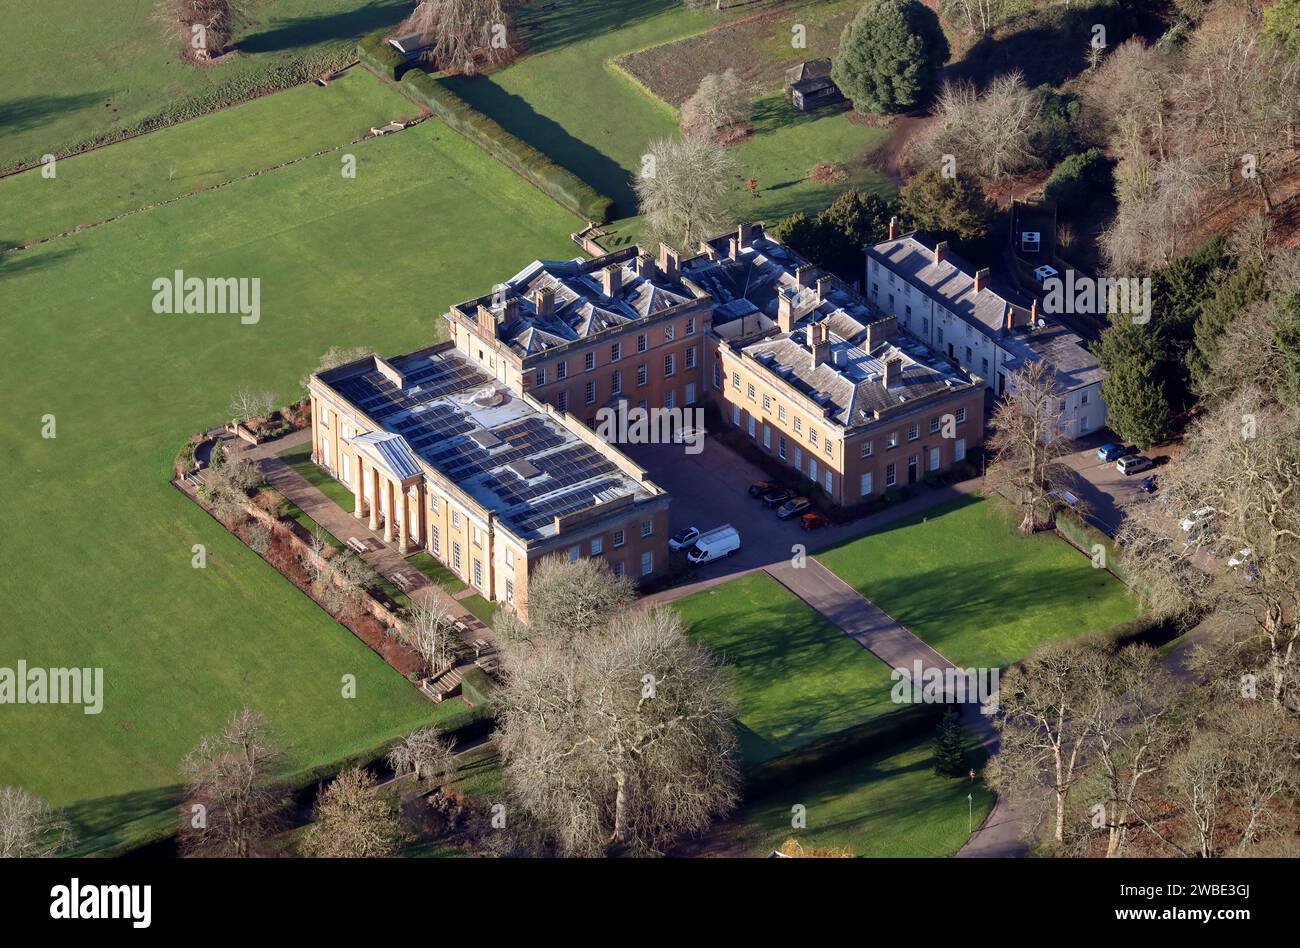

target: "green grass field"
[444,0,889,225]
[713,730,994,857]
[817,496,1141,669]
[674,572,899,768]
[0,69,578,853]
[1,0,411,172]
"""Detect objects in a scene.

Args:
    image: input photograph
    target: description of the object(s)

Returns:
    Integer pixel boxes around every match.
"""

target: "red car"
[799,512,829,531]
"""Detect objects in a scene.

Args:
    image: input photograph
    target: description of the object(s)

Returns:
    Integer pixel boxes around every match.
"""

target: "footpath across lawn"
[816,495,1141,669]
[674,572,899,768]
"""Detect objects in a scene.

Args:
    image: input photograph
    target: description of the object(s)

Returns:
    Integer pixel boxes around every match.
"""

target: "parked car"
[686,525,741,566]
[1048,488,1080,509]
[1228,548,1252,569]
[799,512,830,531]
[1116,454,1154,476]
[748,481,778,498]
[776,497,811,520]
[1097,443,1133,463]
[668,527,700,552]
[761,487,795,508]
[1179,507,1215,533]
[1139,475,1158,494]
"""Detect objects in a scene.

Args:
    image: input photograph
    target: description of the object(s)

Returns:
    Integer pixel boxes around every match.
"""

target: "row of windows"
[530,319,697,384]
[730,369,835,456]
[859,408,967,458]
[538,348,697,390]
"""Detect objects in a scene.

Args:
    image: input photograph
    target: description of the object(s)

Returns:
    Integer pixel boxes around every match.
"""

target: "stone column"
[383,479,395,543]
[397,485,409,554]
[309,397,320,463]
[368,466,379,532]
[353,457,365,519]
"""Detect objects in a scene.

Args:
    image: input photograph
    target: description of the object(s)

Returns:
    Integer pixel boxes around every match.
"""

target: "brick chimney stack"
[810,321,831,367]
[535,286,556,319]
[601,263,623,297]
[816,275,835,302]
[974,268,990,294]
[865,315,898,353]
[795,264,816,288]
[1031,299,1039,324]
[777,286,796,334]
[888,216,898,240]
[658,243,680,282]
[934,241,949,266]
[883,356,902,388]
[1004,306,1015,333]
[738,222,753,248]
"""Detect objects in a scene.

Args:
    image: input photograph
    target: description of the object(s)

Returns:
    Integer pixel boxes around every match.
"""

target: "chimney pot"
[888,216,898,240]
[974,268,990,294]
[535,286,556,318]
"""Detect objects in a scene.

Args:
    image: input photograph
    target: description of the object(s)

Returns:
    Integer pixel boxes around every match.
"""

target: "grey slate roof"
[683,232,976,431]
[453,258,693,357]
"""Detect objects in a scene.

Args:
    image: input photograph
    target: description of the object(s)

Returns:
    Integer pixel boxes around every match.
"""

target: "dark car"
[776,497,811,520]
[748,481,778,498]
[799,512,829,531]
[761,487,795,508]
[1139,475,1158,494]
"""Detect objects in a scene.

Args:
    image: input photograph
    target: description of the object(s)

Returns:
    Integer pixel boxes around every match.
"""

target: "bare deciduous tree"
[939,0,1006,36]
[179,708,286,857]
[915,71,1043,186]
[300,767,406,858]
[988,639,1113,845]
[397,0,513,76]
[153,0,247,59]
[0,786,72,857]
[228,386,276,425]
[496,559,739,856]
[635,136,736,254]
[398,595,458,677]
[680,70,751,142]
[1083,39,1173,163]
[984,359,1076,535]
[388,726,458,784]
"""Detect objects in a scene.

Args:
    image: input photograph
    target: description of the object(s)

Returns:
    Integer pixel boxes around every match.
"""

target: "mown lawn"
[674,572,899,768]
[444,0,889,224]
[278,442,356,513]
[0,72,577,853]
[409,552,468,595]
[1,0,412,172]
[2,68,420,247]
[817,495,1141,669]
[711,730,995,857]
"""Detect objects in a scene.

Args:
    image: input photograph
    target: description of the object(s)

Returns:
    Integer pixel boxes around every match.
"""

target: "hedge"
[394,70,614,223]
[1054,508,1142,591]
[357,30,413,82]
[459,666,496,707]
[745,703,944,795]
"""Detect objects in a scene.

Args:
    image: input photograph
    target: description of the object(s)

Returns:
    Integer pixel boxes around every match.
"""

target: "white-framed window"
[637,334,647,353]
[612,370,622,394]
[810,458,818,481]
[779,436,787,460]
[747,383,756,402]
[762,394,772,412]
[556,361,568,380]
[585,381,596,404]
[613,561,625,578]
[732,372,740,390]
[473,559,483,588]
[664,353,676,377]
[860,472,873,496]
[686,317,696,335]
[452,510,461,528]
[536,366,547,386]
[794,447,802,469]
[794,417,803,434]
[638,364,648,387]
[685,382,696,404]
[641,520,653,538]
[763,426,771,449]
[861,440,873,458]
[557,391,569,412]
[955,438,966,462]
[1081,390,1089,406]
[908,423,919,441]
[929,447,941,471]
[809,428,818,446]
[824,438,832,457]
[778,404,787,422]
[452,542,462,571]
[641,551,653,576]
[887,431,898,449]
[611,342,621,362]
[665,389,676,410]
[824,469,832,492]
[732,404,741,425]
[614,528,626,548]
[713,362,722,389]
[886,463,896,487]
[506,580,515,605]
[747,415,756,438]
[430,525,440,555]
[591,537,603,555]
[956,407,967,424]
[930,416,941,433]
[319,436,331,469]
[473,526,484,547]
[685,347,696,370]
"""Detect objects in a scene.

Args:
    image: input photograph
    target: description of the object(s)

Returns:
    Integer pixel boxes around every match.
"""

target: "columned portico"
[396,482,409,554]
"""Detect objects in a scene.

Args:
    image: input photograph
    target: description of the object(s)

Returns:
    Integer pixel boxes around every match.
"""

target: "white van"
[687,525,740,566]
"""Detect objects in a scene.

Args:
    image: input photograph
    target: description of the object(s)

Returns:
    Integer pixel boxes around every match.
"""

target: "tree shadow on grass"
[440,74,637,216]
[0,92,111,137]
[237,0,410,54]
[62,784,184,857]
[514,0,678,57]
[0,242,81,281]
